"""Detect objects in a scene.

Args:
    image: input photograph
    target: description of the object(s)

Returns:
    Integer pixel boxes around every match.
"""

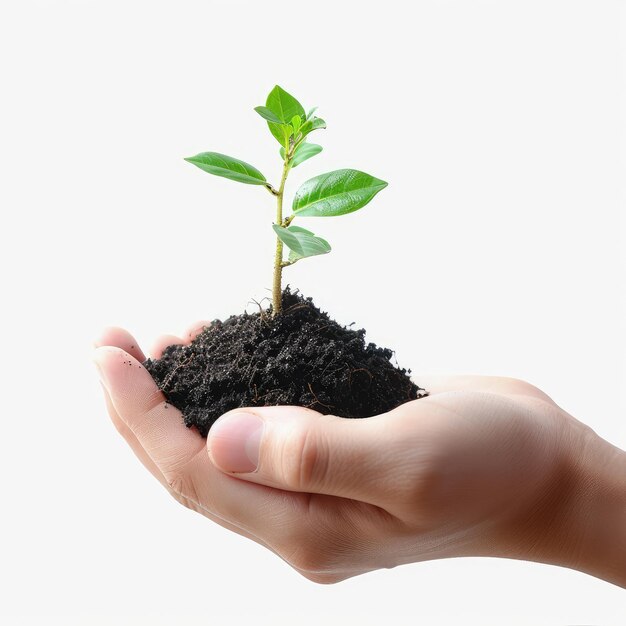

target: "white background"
[1,0,624,623]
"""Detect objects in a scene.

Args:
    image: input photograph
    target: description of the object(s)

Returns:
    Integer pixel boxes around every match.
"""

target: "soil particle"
[144,288,428,437]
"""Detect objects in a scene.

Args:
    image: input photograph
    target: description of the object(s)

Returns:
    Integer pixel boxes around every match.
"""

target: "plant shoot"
[185,85,387,315]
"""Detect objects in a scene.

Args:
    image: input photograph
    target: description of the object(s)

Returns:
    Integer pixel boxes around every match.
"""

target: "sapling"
[144,85,426,436]
[184,85,388,315]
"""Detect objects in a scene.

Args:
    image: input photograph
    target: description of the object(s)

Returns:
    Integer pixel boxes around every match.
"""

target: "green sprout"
[184,85,387,316]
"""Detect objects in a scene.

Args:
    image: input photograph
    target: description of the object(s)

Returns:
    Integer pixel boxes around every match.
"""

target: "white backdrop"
[1,1,624,623]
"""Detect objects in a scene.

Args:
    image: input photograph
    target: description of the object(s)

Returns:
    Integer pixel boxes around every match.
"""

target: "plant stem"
[272,157,291,316]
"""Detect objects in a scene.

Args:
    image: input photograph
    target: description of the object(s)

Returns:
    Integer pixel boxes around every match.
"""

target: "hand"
[93,326,626,586]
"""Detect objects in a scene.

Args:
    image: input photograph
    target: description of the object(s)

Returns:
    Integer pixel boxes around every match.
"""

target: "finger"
[92,338,304,560]
[150,335,184,359]
[104,383,278,553]
[93,346,205,483]
[413,374,555,404]
[206,405,404,507]
[93,345,310,544]
[95,328,170,485]
[101,381,167,486]
[96,361,282,554]
[94,327,146,362]
[181,320,211,343]
[149,321,211,360]
[92,346,297,524]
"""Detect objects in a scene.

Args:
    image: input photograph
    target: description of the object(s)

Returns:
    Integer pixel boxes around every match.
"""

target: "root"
[306,382,333,411]
[160,351,195,392]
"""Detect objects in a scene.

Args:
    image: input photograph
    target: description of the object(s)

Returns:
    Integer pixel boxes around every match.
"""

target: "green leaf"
[300,116,327,138]
[292,169,387,216]
[306,107,318,120]
[288,249,303,263]
[266,85,305,123]
[309,117,326,131]
[265,86,305,146]
[268,122,293,148]
[280,142,322,167]
[291,115,302,135]
[184,152,267,186]
[273,224,331,261]
[292,142,322,167]
[254,106,283,124]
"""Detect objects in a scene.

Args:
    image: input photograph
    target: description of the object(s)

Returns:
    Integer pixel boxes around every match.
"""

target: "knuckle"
[166,474,192,509]
[396,446,448,522]
[281,426,327,491]
[166,472,184,493]
[166,475,192,508]
[498,376,550,400]
[166,472,201,508]
[501,376,532,390]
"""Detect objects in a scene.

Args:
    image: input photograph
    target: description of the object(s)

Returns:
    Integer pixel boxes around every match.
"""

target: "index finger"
[93,346,205,484]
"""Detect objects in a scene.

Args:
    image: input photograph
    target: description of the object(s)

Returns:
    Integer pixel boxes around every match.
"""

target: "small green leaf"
[284,124,295,146]
[266,85,305,123]
[309,117,326,131]
[279,142,322,167]
[265,86,305,147]
[292,142,322,167]
[293,143,323,167]
[300,116,327,138]
[184,152,267,186]
[268,122,293,148]
[306,107,318,120]
[254,106,283,124]
[273,224,331,261]
[291,115,302,135]
[292,169,387,216]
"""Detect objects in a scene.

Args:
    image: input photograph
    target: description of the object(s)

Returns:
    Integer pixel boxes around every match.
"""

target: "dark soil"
[143,288,428,437]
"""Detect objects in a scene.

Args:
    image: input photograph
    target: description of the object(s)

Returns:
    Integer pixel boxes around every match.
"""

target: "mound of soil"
[143,288,428,437]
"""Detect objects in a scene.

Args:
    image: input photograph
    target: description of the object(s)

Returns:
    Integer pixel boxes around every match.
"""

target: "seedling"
[145,86,425,434]
[184,85,387,315]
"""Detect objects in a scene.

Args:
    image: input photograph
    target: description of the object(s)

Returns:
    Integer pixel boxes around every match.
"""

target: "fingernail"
[208,412,264,473]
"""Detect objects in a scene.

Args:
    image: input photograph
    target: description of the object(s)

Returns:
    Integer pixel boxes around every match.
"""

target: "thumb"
[206,405,395,505]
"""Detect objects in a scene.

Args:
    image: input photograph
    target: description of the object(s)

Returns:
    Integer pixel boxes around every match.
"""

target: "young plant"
[185,85,387,315]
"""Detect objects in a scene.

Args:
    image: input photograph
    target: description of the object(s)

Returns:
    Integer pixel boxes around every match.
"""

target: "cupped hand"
[93,325,617,585]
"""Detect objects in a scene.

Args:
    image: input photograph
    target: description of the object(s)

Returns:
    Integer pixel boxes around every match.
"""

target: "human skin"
[93,325,626,587]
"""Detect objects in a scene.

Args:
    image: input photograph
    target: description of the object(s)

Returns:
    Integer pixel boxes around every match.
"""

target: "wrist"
[501,415,626,586]
[555,425,626,586]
